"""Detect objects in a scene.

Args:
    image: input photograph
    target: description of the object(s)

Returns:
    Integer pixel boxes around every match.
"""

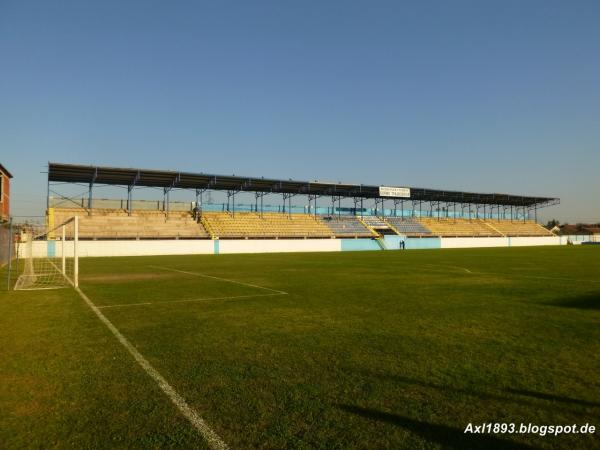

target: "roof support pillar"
[227,190,239,217]
[373,198,383,217]
[127,171,140,217]
[307,194,319,219]
[46,176,50,212]
[163,187,171,217]
[195,188,206,210]
[352,197,360,216]
[282,193,296,218]
[88,168,97,215]
[255,192,267,217]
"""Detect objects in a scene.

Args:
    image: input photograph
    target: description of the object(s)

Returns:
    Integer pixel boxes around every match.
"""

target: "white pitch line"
[97,291,287,309]
[149,265,288,294]
[421,263,473,274]
[420,263,600,283]
[74,286,228,450]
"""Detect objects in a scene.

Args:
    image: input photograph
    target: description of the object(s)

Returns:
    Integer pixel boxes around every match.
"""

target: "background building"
[0,164,12,223]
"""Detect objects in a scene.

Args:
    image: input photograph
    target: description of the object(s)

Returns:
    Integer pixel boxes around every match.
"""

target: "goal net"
[14,216,79,290]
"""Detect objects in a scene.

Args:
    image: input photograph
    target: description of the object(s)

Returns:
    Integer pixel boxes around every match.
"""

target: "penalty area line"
[74,286,228,450]
[97,291,287,309]
[149,265,288,294]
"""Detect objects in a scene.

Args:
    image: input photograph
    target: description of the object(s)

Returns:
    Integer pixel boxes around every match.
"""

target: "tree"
[546,219,560,229]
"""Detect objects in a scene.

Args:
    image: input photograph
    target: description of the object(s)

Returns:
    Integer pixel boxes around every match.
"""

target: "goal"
[14,216,79,290]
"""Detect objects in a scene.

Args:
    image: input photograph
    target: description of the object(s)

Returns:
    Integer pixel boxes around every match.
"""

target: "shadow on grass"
[548,292,600,310]
[505,388,600,408]
[336,404,535,449]
[356,372,600,414]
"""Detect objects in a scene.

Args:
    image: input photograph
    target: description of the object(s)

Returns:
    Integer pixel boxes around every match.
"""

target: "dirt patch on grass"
[81,273,177,283]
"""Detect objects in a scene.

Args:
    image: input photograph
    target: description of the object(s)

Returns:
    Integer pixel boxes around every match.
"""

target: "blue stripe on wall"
[340,239,381,251]
[47,240,56,257]
[213,239,219,254]
[383,235,403,250]
[405,237,441,249]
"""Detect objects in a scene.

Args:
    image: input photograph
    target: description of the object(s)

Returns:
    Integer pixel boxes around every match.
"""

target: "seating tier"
[488,220,554,236]
[49,208,209,239]
[417,218,501,237]
[320,216,374,237]
[202,212,333,238]
[385,217,432,235]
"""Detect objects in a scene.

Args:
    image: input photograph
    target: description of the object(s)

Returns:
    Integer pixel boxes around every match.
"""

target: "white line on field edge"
[74,286,228,450]
[97,291,287,309]
[420,263,600,283]
[149,265,288,294]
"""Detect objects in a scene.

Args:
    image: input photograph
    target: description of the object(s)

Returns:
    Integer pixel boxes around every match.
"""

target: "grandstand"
[44,163,560,250]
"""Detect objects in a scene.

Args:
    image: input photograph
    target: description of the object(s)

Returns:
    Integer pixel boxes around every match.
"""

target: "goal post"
[14,216,79,290]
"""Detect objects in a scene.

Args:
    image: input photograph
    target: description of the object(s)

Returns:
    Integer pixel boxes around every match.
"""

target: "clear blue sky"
[1,0,599,222]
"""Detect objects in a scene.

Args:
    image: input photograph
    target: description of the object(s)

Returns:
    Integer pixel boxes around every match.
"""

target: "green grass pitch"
[1,246,599,449]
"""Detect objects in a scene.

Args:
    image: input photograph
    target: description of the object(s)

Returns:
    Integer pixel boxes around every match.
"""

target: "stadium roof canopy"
[48,162,559,208]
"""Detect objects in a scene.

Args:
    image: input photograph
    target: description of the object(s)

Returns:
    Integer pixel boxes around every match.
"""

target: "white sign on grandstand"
[379,186,411,198]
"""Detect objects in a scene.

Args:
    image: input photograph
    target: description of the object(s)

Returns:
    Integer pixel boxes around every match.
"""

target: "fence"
[0,223,11,265]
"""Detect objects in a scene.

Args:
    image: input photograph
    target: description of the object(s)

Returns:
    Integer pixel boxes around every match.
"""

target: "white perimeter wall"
[22,235,586,258]
[440,236,562,248]
[24,238,339,258]
[26,239,214,258]
[509,236,562,247]
[218,238,340,254]
[440,237,507,248]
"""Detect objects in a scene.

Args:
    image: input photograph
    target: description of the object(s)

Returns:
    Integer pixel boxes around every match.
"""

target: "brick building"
[0,164,12,222]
